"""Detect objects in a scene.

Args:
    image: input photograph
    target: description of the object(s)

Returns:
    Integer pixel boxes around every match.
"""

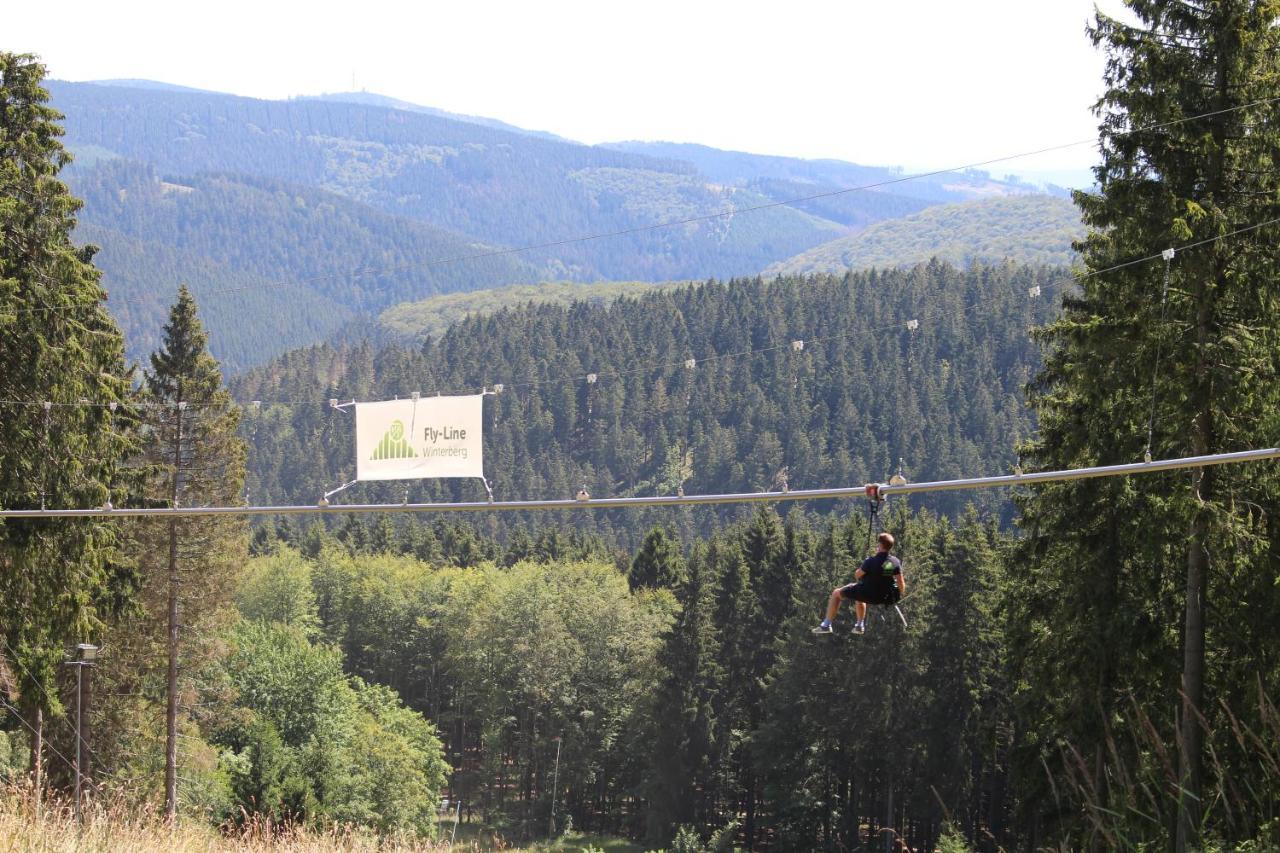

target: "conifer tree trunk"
[1177,44,1228,847]
[164,518,179,820]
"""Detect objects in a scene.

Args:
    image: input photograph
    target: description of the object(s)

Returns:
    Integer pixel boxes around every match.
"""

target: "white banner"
[355,395,484,481]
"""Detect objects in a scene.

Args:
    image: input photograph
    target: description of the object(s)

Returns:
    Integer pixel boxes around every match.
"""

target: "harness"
[863,484,907,627]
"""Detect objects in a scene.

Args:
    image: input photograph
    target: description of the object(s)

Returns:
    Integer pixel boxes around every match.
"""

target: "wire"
[4,95,1280,320]
[0,698,79,778]
[1,637,96,766]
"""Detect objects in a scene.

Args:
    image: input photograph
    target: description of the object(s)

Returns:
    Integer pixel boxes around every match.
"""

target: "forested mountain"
[47,80,1072,370]
[70,160,535,370]
[49,80,841,283]
[234,261,1060,546]
[766,194,1082,275]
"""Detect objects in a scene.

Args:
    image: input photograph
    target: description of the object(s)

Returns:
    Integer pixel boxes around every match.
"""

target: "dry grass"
[0,784,642,852]
[0,783,449,853]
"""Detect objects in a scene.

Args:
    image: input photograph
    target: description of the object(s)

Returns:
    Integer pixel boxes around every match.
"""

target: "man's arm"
[854,567,866,580]
[896,571,906,595]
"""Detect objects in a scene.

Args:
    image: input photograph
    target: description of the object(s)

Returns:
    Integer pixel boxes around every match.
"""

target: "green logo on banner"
[371,420,417,461]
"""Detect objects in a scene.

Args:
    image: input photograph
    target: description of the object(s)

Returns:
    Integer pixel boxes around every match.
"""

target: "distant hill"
[87,78,221,95]
[378,280,693,341]
[602,141,1040,204]
[765,195,1082,275]
[300,91,572,143]
[70,160,536,371]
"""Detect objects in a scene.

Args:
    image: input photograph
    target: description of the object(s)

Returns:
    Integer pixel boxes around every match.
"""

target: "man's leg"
[813,587,846,633]
[825,588,844,623]
[855,600,867,623]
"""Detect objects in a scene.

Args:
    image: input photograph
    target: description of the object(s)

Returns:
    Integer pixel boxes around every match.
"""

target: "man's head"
[877,532,895,552]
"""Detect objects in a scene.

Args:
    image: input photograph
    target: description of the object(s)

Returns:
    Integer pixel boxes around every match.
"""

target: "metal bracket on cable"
[330,398,356,413]
[481,477,495,504]
[318,480,357,507]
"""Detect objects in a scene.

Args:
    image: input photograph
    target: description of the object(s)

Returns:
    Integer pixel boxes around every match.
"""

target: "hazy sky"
[10,0,1133,173]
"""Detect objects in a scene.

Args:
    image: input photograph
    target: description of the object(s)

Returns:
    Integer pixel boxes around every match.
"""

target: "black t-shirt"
[860,552,902,593]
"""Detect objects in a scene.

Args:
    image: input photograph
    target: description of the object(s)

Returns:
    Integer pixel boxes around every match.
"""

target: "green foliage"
[235,549,320,635]
[217,619,447,835]
[766,194,1081,275]
[936,823,972,853]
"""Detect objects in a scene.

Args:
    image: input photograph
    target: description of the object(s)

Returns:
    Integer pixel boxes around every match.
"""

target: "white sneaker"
[811,623,833,635]
[852,622,865,635]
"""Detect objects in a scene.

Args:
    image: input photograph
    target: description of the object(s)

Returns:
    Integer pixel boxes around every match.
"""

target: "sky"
[8,0,1134,176]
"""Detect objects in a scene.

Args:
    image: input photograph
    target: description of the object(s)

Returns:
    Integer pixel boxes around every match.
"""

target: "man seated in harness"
[811,532,905,635]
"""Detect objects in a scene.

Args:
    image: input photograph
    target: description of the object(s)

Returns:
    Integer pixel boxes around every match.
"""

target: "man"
[812,532,905,635]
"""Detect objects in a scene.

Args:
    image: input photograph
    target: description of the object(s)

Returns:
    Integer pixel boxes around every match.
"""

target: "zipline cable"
[2,446,1277,518]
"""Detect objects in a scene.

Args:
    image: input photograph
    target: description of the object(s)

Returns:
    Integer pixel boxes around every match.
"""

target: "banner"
[355,395,484,481]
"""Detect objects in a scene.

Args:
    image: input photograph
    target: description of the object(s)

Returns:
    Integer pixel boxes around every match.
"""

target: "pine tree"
[139,286,246,820]
[0,53,139,787]
[1016,3,1280,847]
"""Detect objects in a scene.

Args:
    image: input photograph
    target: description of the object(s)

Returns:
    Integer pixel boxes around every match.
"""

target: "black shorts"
[839,581,895,604]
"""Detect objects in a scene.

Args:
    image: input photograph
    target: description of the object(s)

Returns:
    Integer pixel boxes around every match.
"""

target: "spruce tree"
[0,53,139,784]
[139,286,246,820]
[628,526,686,590]
[1015,3,1280,847]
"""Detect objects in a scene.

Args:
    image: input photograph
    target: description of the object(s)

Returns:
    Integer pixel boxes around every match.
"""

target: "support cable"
[1144,248,1176,463]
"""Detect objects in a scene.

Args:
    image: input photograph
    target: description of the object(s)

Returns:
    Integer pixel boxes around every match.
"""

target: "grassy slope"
[765,194,1082,275]
[378,280,696,340]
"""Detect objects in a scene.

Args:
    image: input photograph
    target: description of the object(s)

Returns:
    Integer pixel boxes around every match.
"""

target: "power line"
[5,96,1280,321]
[0,447,1275,519]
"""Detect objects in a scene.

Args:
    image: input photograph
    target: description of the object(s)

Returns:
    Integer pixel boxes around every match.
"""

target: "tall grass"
[1056,682,1280,851]
[0,781,448,852]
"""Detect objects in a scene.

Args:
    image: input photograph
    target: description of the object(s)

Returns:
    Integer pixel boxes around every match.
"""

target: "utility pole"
[63,643,98,825]
[548,735,562,837]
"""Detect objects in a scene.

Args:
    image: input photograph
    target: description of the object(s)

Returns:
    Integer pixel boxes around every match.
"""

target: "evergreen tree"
[629,527,686,590]
[138,286,246,820]
[0,52,139,787]
[1015,3,1280,847]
